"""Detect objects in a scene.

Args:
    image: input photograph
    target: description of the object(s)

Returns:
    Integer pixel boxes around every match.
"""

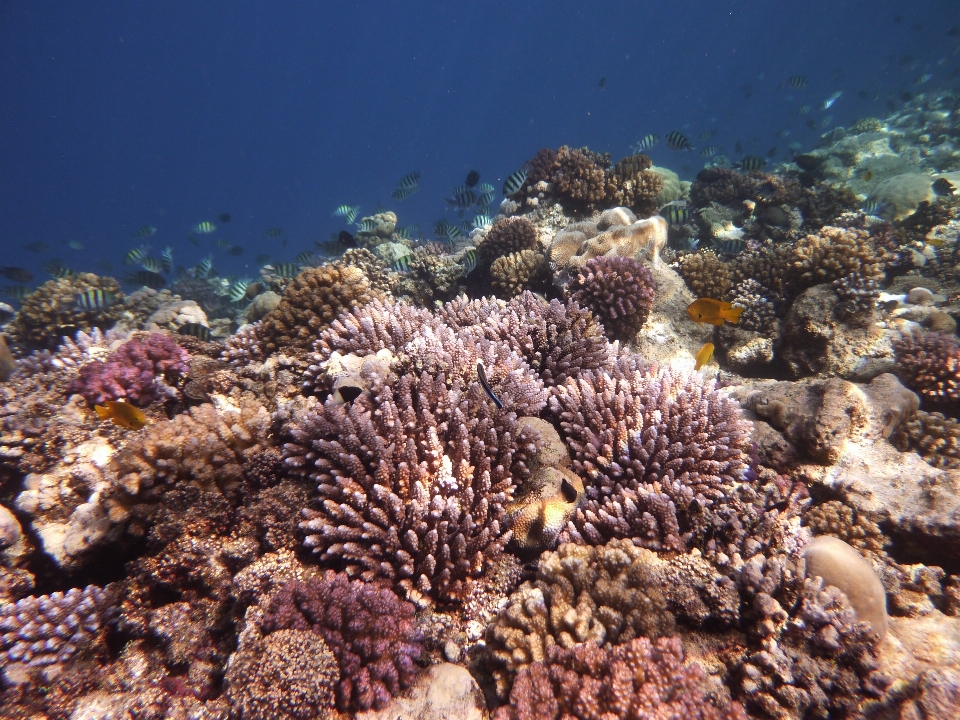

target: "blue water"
[1,1,957,283]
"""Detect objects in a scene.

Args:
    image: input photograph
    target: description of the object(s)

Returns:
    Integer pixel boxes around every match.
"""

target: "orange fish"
[695,342,715,370]
[95,400,147,430]
[686,298,744,326]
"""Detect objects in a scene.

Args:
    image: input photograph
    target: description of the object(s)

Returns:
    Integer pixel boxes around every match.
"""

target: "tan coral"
[676,250,734,300]
[490,249,548,298]
[8,274,124,350]
[605,154,664,218]
[567,215,667,271]
[486,539,675,697]
[792,224,890,286]
[259,264,379,353]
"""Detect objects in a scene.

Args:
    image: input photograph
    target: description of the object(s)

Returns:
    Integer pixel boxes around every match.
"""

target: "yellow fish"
[687,298,744,327]
[695,342,715,370]
[95,401,147,430]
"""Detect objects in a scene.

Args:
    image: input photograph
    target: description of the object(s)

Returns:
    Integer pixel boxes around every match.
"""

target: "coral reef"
[604,153,664,218]
[261,571,423,711]
[892,329,960,403]
[490,249,550,298]
[259,263,379,353]
[0,585,115,668]
[550,358,753,550]
[478,216,539,266]
[675,250,734,300]
[550,145,610,215]
[567,255,655,341]
[7,273,124,350]
[494,636,747,720]
[891,409,960,469]
[68,332,190,407]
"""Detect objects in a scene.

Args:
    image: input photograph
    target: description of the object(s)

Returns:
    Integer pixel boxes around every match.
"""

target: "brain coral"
[69,333,190,407]
[8,273,124,350]
[262,571,423,711]
[494,636,747,720]
[284,354,545,603]
[258,263,379,353]
[567,256,655,342]
[549,357,753,550]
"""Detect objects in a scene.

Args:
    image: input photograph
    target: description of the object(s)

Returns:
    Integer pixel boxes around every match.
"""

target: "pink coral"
[69,333,189,407]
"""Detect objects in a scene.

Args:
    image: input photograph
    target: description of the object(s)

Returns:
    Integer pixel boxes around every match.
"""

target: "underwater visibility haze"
[1,1,960,717]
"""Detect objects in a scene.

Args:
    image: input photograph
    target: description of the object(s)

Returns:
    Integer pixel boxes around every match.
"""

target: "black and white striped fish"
[76,288,116,311]
[502,169,527,197]
[665,131,693,151]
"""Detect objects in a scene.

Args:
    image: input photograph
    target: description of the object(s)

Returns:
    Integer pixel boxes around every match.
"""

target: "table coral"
[69,332,190,407]
[567,256,655,341]
[549,356,753,550]
[7,273,124,350]
[494,636,747,720]
[261,571,423,711]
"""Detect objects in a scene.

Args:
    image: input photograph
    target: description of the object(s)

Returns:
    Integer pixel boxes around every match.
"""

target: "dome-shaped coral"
[8,273,124,350]
[567,256,655,342]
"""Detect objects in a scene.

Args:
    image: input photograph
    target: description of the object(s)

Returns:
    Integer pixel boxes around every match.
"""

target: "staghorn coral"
[549,358,753,550]
[892,329,960,402]
[7,273,124,350]
[478,216,539,265]
[261,571,423,711]
[313,297,435,362]
[224,627,339,720]
[258,263,379,353]
[111,399,273,506]
[891,409,960,469]
[567,256,655,342]
[494,636,747,720]
[68,332,190,407]
[486,540,674,697]
[0,585,115,668]
[605,153,664,218]
[676,250,734,300]
[490,249,550,299]
[285,359,545,603]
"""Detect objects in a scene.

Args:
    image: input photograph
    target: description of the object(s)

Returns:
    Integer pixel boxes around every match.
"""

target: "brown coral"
[605,154,664,218]
[551,145,610,215]
[486,540,674,696]
[490,249,549,298]
[111,399,273,506]
[892,329,960,403]
[792,224,891,287]
[7,273,124,350]
[494,636,747,720]
[258,264,379,353]
[676,250,734,300]
[479,216,539,265]
[891,409,960,469]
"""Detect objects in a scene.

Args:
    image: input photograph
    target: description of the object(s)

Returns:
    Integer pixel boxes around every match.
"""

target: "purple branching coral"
[69,332,189,407]
[549,356,753,551]
[567,256,656,342]
[284,357,545,603]
[892,329,960,403]
[261,571,423,711]
[0,585,115,667]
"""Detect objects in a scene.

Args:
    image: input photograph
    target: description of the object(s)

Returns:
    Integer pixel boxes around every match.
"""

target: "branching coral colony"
[5,106,960,718]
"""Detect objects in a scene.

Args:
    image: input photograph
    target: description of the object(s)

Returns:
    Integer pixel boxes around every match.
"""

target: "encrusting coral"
[7,273,124,350]
[68,332,190,407]
[494,636,747,720]
[258,263,379,353]
[261,571,423,711]
[549,356,753,550]
[567,255,656,341]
